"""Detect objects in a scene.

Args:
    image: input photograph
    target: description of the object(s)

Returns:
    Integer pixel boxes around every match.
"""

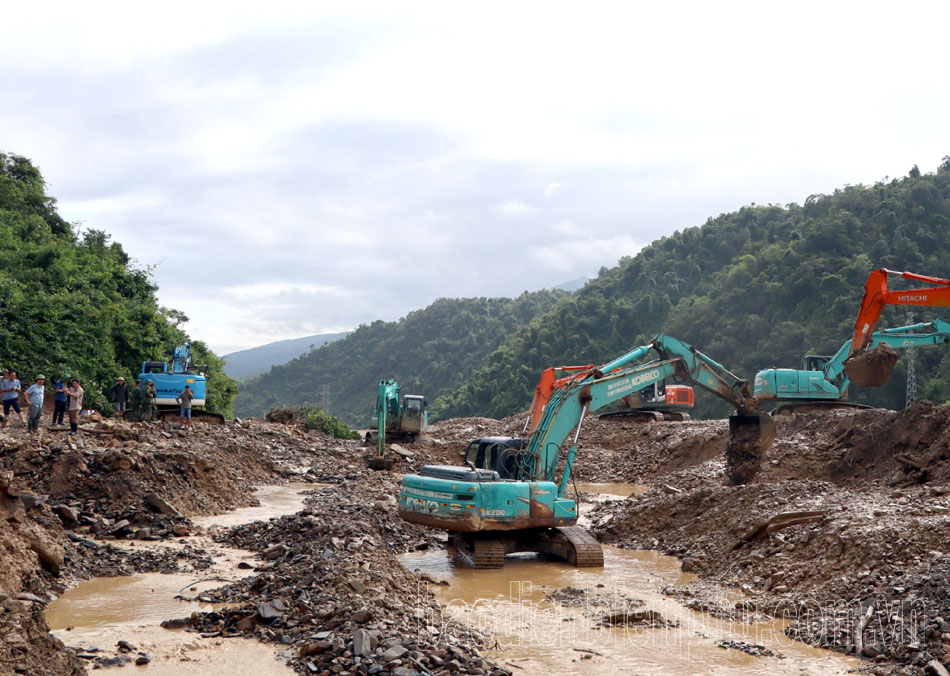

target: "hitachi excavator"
[755,319,950,413]
[398,335,774,568]
[844,268,950,386]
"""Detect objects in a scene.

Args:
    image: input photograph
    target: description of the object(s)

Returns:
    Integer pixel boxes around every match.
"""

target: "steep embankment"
[439,160,950,420]
[234,292,566,425]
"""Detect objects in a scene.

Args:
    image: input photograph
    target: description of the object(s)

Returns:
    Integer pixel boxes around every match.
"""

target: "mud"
[3,401,950,675]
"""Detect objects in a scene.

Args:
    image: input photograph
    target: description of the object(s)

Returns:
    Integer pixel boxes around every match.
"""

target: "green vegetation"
[299,406,361,439]
[440,159,950,420]
[234,292,566,425]
[0,152,237,416]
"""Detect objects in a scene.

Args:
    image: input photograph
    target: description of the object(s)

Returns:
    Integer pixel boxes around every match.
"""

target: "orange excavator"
[845,268,950,387]
[524,364,694,434]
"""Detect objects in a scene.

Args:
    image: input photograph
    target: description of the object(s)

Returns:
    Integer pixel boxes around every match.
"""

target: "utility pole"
[906,311,918,408]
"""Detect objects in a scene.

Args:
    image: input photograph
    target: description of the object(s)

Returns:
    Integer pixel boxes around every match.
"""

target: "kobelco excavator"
[398,335,774,568]
[755,319,950,413]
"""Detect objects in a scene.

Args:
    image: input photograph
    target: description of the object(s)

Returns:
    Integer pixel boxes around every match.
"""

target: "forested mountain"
[233,292,566,424]
[0,153,236,415]
[224,331,350,380]
[438,159,950,420]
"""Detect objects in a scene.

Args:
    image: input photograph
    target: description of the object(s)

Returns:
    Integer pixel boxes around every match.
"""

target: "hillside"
[223,331,350,380]
[438,159,950,420]
[233,291,565,424]
[0,152,236,415]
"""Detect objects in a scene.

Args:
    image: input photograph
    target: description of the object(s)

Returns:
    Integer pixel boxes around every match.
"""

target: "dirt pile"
[589,402,950,673]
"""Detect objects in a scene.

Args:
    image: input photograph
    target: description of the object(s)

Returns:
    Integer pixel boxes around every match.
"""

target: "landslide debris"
[589,401,950,673]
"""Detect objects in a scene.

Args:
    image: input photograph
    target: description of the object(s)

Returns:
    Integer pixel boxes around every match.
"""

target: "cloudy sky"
[4,2,949,353]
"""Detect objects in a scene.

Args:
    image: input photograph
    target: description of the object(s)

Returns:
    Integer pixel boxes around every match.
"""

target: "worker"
[25,375,45,434]
[129,379,144,422]
[110,377,129,418]
[53,375,68,426]
[176,385,194,430]
[1,369,24,425]
[145,381,157,421]
[66,378,84,436]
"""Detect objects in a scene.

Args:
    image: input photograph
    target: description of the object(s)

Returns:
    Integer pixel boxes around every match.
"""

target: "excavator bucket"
[844,343,899,388]
[366,455,395,471]
[725,411,776,485]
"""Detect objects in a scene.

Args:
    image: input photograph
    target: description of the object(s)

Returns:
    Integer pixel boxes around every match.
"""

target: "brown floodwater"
[400,482,858,676]
[45,483,315,675]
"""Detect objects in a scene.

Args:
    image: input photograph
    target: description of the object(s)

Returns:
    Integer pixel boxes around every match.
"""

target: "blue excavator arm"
[525,334,769,496]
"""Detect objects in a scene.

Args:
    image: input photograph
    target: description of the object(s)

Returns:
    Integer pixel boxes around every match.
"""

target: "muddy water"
[45,483,315,675]
[401,483,858,676]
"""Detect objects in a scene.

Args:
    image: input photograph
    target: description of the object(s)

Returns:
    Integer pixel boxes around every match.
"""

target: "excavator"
[524,366,693,432]
[755,319,950,413]
[365,378,427,470]
[399,335,774,568]
[138,342,224,424]
[844,268,950,386]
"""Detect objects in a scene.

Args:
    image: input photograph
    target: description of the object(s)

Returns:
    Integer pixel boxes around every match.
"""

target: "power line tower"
[905,311,918,408]
[318,384,330,413]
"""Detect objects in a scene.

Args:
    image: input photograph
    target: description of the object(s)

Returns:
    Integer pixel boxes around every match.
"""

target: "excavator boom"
[848,269,950,386]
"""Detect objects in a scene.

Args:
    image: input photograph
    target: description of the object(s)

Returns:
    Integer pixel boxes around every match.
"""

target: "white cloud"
[552,220,584,237]
[545,181,569,199]
[492,199,540,218]
[527,235,644,275]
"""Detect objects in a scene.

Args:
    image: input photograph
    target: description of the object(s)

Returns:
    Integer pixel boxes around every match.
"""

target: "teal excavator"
[754,319,950,413]
[398,335,774,568]
[366,379,427,470]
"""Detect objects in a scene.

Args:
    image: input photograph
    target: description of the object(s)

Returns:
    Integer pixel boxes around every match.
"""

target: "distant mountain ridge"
[224,331,350,380]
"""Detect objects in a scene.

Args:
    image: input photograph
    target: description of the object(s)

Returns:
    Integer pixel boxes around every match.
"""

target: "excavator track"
[554,526,604,567]
[451,535,506,569]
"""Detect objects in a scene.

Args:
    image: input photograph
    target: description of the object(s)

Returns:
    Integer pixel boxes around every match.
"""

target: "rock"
[927,660,950,676]
[145,492,182,516]
[351,609,373,624]
[135,527,151,540]
[29,537,64,576]
[116,640,136,653]
[12,592,46,604]
[110,519,132,536]
[299,640,333,656]
[383,644,408,661]
[257,599,286,621]
[51,504,79,525]
[353,629,375,656]
[172,524,189,537]
[136,654,151,665]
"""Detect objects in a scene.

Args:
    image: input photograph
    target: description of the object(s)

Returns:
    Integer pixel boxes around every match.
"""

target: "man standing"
[145,381,157,421]
[1,370,25,424]
[176,385,194,430]
[110,377,129,418]
[53,376,68,426]
[66,378,84,436]
[25,375,45,434]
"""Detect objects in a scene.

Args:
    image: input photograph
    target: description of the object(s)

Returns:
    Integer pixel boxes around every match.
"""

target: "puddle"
[193,482,317,529]
[46,483,312,675]
[400,484,858,676]
[576,482,649,498]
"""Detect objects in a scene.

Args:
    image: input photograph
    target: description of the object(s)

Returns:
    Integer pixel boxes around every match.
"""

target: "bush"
[265,405,360,440]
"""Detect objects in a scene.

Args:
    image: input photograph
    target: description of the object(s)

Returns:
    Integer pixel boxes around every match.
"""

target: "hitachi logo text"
[898,295,927,302]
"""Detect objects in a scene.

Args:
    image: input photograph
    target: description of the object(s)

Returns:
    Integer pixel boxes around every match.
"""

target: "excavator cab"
[464,437,525,480]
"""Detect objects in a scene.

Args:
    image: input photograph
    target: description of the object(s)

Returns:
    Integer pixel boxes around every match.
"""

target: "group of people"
[1,370,84,435]
[0,370,196,434]
[110,377,158,422]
